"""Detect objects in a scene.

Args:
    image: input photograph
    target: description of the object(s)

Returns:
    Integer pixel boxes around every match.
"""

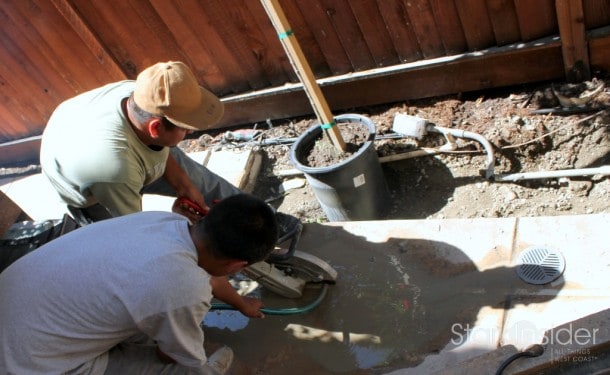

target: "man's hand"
[237,296,266,318]
[172,197,208,222]
[210,276,265,318]
[164,153,209,220]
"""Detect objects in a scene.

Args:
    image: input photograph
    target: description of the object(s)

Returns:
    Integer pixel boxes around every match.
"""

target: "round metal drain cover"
[516,246,565,285]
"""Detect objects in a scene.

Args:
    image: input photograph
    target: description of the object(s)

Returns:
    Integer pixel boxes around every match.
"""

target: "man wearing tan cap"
[40,61,301,250]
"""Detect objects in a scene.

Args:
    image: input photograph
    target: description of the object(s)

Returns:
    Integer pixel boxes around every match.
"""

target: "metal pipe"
[494,165,610,182]
[428,125,496,179]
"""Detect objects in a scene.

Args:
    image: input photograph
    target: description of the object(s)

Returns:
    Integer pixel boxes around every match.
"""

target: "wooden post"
[555,0,590,82]
[260,0,346,152]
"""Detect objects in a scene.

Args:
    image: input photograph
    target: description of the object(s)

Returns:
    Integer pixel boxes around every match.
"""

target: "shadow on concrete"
[204,223,564,374]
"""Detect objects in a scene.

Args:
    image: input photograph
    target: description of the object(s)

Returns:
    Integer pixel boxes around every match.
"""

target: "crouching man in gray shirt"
[0,194,277,375]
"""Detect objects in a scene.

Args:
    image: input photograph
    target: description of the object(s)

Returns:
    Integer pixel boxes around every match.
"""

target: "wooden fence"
[1,0,610,165]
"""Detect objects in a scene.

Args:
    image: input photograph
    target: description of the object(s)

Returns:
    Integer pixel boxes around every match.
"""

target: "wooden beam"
[0,136,41,167]
[219,35,567,127]
[555,0,590,81]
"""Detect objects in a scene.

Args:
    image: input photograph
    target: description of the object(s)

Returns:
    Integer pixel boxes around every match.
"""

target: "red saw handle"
[176,197,209,217]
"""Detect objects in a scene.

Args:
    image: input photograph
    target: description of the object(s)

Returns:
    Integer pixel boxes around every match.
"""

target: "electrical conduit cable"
[495,344,545,375]
[494,165,610,182]
[211,284,329,316]
[428,124,496,179]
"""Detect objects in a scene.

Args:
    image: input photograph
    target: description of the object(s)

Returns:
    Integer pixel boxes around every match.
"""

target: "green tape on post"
[320,121,336,130]
[278,30,294,40]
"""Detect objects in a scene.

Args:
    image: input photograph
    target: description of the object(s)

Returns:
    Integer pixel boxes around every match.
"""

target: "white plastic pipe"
[428,125,496,179]
[494,165,610,182]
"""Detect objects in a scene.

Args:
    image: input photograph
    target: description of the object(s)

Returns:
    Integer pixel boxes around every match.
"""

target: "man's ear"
[148,118,163,138]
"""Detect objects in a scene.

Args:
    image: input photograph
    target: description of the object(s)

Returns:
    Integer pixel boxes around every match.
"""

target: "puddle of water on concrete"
[204,309,250,331]
[203,254,431,373]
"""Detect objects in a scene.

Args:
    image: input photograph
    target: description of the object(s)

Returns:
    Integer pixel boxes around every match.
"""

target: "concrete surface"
[212,215,608,375]
[1,151,610,374]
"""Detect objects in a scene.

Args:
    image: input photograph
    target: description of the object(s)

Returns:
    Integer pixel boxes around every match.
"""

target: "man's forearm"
[210,276,246,309]
[163,153,194,196]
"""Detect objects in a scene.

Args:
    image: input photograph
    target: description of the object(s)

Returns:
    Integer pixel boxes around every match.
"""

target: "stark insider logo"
[451,320,599,347]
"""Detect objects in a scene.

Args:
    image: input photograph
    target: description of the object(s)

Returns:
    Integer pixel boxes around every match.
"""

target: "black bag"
[0,214,79,273]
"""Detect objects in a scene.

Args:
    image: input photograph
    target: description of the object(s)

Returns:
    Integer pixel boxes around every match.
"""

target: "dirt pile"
[179,78,610,223]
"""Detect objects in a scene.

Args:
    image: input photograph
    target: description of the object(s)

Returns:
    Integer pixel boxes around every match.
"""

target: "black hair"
[127,94,176,130]
[127,94,155,123]
[195,194,278,264]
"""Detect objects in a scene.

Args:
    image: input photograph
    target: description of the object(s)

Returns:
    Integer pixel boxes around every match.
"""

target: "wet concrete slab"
[202,214,610,374]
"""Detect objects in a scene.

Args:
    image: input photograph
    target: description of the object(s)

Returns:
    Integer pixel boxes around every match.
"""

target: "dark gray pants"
[69,147,242,225]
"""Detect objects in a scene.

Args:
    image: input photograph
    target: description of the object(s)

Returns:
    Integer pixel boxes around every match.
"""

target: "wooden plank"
[454,0,495,50]
[0,94,24,139]
[201,0,270,90]
[487,0,521,45]
[589,31,610,70]
[127,0,187,64]
[161,0,251,94]
[514,0,557,41]
[294,0,352,75]
[193,0,268,92]
[69,1,142,76]
[429,0,468,55]
[149,0,227,92]
[318,0,375,71]
[0,60,47,138]
[402,0,445,58]
[0,72,42,140]
[71,0,185,76]
[556,0,590,81]
[50,0,125,81]
[8,0,116,96]
[583,0,610,29]
[376,0,423,62]
[280,0,329,80]
[243,0,293,85]
[348,1,398,67]
[0,2,68,115]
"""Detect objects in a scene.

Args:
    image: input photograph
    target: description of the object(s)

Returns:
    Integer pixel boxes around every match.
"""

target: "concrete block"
[0,174,68,221]
[204,149,260,192]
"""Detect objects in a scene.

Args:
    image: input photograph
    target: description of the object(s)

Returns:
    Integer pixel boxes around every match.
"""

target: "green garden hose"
[211,284,329,315]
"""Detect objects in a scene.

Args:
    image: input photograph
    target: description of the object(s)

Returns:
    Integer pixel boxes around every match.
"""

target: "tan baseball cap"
[133,61,224,130]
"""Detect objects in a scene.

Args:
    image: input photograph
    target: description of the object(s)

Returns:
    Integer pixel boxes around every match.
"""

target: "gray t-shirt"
[0,212,211,374]
[40,81,169,217]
